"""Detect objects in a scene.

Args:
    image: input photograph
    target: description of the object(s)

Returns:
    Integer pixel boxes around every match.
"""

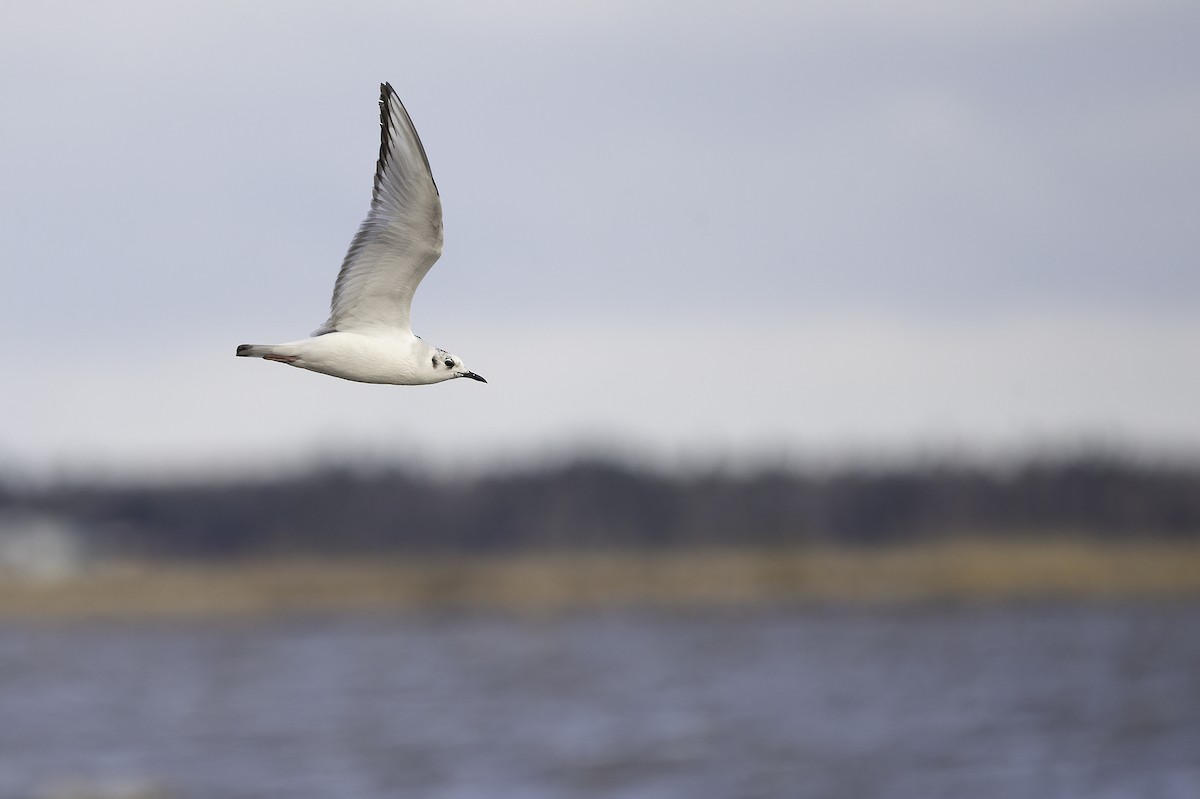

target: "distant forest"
[3,455,1199,559]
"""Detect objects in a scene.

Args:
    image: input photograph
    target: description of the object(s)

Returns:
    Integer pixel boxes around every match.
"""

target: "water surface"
[1,604,1197,798]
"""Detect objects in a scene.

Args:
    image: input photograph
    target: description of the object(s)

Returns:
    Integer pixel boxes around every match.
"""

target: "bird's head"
[429,349,486,384]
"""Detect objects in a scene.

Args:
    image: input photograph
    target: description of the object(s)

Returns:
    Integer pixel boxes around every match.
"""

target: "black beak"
[461,371,487,383]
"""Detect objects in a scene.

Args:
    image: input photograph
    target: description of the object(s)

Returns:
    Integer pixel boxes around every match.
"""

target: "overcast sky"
[2,1,1198,476]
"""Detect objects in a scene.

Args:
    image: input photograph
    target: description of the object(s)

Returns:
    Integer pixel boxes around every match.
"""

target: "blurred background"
[2,1,1199,797]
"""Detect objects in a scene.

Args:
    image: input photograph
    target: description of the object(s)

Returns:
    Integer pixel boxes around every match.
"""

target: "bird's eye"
[445,359,456,369]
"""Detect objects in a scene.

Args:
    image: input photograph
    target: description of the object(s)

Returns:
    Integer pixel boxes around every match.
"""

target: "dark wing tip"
[372,83,397,201]
[370,80,440,200]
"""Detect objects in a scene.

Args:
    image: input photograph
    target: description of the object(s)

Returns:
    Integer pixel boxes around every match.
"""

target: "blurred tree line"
[2,454,1198,559]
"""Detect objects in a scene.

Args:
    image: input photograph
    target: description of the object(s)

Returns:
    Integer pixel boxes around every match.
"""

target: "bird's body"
[236,83,485,386]
[238,332,450,385]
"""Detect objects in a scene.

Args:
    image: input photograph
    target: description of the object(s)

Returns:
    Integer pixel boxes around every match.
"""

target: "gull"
[236,83,486,386]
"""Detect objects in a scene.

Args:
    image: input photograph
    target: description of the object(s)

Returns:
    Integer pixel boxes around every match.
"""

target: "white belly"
[286,332,430,385]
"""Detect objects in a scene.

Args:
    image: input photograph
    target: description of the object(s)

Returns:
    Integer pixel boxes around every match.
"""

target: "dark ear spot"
[431,356,437,368]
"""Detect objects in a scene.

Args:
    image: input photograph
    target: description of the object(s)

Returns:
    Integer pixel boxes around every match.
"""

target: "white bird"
[236,83,486,386]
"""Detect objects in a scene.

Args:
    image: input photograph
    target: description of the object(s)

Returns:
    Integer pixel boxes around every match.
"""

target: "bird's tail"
[236,344,272,358]
[236,343,300,365]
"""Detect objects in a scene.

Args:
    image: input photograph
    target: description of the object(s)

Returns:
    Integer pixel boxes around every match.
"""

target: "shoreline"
[2,540,1199,620]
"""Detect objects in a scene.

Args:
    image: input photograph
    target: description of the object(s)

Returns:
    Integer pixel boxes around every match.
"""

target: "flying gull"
[236,83,486,386]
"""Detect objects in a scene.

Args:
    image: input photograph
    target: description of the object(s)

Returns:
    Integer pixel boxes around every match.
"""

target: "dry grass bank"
[1,540,1199,620]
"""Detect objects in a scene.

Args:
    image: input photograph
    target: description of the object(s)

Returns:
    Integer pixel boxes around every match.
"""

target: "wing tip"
[378,82,398,131]
[373,83,397,199]
[370,80,440,200]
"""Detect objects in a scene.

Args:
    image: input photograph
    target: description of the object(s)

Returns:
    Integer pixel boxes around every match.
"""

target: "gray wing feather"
[314,83,443,335]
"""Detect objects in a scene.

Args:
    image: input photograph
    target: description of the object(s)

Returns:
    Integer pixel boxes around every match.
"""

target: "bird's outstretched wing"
[314,83,443,335]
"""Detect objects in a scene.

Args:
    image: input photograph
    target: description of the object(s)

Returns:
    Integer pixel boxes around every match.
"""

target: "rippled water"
[1,604,1198,799]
